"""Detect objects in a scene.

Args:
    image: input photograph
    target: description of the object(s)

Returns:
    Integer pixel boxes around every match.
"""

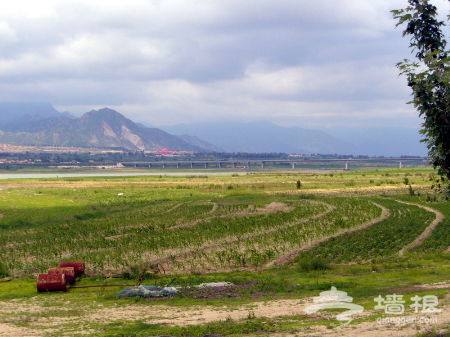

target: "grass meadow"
[1,167,450,336]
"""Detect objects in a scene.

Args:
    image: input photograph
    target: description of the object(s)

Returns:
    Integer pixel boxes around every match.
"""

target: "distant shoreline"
[0,169,334,179]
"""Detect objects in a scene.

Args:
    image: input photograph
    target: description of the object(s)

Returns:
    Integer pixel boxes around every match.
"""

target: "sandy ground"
[1,283,449,337]
[0,324,39,337]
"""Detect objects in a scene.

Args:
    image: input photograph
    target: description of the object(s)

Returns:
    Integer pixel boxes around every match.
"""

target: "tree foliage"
[392,0,450,191]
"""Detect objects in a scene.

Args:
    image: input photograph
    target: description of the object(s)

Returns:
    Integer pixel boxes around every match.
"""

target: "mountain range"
[0,106,213,151]
[0,102,75,129]
[159,121,352,154]
[0,102,429,156]
[159,121,428,157]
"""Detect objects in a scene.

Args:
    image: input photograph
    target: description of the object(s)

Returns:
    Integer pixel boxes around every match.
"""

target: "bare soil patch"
[149,281,270,302]
[2,296,449,337]
[2,287,450,336]
[0,323,42,337]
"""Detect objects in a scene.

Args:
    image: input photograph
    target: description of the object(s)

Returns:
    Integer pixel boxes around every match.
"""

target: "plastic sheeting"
[117,285,178,299]
[117,282,234,298]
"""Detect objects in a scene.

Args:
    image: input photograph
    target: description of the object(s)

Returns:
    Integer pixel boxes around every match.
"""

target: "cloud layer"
[1,0,450,127]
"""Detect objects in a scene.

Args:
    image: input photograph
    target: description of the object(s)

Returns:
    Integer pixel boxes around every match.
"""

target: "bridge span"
[119,158,427,170]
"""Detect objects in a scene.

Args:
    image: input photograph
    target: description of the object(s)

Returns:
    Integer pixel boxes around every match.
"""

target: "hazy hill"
[0,102,428,156]
[135,123,222,152]
[175,134,224,152]
[320,126,427,157]
[159,121,428,156]
[0,108,204,151]
[160,121,356,154]
[0,102,75,128]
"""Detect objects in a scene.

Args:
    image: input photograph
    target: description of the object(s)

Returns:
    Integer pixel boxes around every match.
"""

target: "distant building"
[155,148,177,155]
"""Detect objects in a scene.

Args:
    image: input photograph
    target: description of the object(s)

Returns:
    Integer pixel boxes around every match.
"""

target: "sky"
[1,0,450,128]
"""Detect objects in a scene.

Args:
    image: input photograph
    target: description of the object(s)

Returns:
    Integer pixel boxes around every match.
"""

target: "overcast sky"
[1,0,450,128]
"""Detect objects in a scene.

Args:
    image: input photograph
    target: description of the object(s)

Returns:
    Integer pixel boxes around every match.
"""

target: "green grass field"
[1,167,450,336]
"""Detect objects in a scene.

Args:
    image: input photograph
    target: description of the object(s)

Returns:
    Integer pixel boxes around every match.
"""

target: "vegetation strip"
[295,198,434,263]
[270,184,432,197]
[266,201,390,266]
[3,169,450,336]
[169,201,295,230]
[396,200,444,255]
[150,201,336,266]
[177,198,381,271]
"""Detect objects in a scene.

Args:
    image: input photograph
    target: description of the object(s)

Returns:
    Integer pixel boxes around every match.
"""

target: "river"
[0,171,258,179]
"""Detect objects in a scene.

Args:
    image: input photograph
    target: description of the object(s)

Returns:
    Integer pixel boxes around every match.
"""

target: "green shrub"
[297,194,317,200]
[344,180,355,187]
[299,258,330,272]
[0,261,9,277]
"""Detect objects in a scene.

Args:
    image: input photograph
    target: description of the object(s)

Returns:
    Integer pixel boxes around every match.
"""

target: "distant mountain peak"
[0,101,67,128]
[0,107,210,151]
[82,107,126,120]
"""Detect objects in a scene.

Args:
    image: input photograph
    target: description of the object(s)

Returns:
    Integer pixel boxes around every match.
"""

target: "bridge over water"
[119,158,427,170]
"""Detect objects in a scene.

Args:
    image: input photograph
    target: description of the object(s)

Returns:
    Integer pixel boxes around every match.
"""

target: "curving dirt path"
[221,202,295,218]
[150,201,336,266]
[396,200,445,255]
[162,201,189,214]
[169,201,295,230]
[266,201,390,267]
[208,202,218,214]
[110,201,274,239]
[2,286,450,336]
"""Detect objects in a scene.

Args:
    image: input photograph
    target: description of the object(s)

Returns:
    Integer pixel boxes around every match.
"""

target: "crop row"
[0,196,327,275]
[294,198,435,263]
[170,198,381,271]
[412,202,450,253]
[2,188,436,276]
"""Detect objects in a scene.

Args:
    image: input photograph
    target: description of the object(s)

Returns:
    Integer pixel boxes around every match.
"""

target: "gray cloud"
[1,0,449,128]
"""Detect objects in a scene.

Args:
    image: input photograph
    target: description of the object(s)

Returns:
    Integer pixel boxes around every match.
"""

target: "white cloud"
[0,21,17,41]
